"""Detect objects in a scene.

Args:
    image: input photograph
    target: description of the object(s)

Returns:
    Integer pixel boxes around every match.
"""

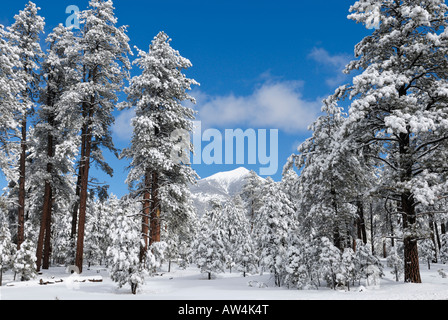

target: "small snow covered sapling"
[387,247,403,282]
[0,212,16,286]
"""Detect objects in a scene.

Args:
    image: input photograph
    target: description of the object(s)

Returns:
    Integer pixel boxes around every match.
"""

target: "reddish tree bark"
[149,171,161,245]
[75,103,94,274]
[17,118,27,250]
[140,169,151,263]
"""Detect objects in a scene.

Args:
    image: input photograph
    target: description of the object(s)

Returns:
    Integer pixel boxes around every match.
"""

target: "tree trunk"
[17,118,27,250]
[75,106,93,274]
[370,202,375,256]
[399,128,421,283]
[150,171,161,245]
[131,283,138,295]
[140,169,151,264]
[36,179,52,272]
[401,191,421,283]
[70,103,88,242]
[356,199,368,244]
[42,186,53,270]
[36,109,55,271]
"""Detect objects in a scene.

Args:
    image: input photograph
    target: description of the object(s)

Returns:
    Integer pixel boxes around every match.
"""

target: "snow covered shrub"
[319,237,342,289]
[150,241,168,271]
[340,248,356,290]
[13,239,37,282]
[235,235,259,277]
[192,213,226,280]
[256,178,295,287]
[0,212,15,286]
[285,235,320,290]
[387,246,403,282]
[440,234,448,264]
[107,211,149,294]
[354,240,384,285]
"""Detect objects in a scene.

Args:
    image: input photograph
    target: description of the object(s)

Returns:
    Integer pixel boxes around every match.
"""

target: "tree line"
[1,0,448,294]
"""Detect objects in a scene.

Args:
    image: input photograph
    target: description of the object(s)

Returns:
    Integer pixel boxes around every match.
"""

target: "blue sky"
[0,0,371,198]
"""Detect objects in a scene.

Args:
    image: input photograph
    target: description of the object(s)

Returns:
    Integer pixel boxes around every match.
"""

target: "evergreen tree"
[216,196,251,273]
[285,96,371,251]
[338,0,448,283]
[192,211,226,280]
[121,31,199,261]
[107,205,150,295]
[0,210,15,286]
[0,25,23,175]
[32,24,80,271]
[319,237,342,290]
[13,222,37,281]
[67,0,131,273]
[256,178,295,287]
[285,234,320,290]
[240,170,265,231]
[7,1,45,249]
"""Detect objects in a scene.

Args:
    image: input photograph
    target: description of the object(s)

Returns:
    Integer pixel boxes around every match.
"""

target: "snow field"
[1,260,448,300]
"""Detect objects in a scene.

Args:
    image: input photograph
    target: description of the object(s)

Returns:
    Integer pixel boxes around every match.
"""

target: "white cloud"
[308,47,351,87]
[113,108,135,142]
[112,76,322,139]
[193,78,321,134]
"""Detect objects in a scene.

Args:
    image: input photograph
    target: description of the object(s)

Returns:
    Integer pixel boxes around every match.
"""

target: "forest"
[0,0,448,296]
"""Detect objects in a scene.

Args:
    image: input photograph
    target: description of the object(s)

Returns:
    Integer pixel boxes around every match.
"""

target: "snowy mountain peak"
[190,167,254,216]
[202,167,251,192]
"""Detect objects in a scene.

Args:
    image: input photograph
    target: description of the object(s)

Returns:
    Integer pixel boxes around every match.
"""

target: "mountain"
[190,167,257,216]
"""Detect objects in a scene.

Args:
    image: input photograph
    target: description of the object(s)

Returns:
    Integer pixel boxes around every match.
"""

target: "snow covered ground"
[1,260,448,301]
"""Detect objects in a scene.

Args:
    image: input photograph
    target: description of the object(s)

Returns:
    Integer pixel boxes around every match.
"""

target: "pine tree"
[68,0,131,273]
[0,210,16,286]
[255,178,295,287]
[121,31,199,261]
[7,1,45,250]
[286,96,372,251]
[216,196,251,273]
[319,237,342,290]
[13,222,37,281]
[0,25,23,175]
[192,211,226,280]
[33,24,80,271]
[107,205,149,295]
[240,170,265,231]
[387,245,403,282]
[285,234,320,290]
[339,0,448,283]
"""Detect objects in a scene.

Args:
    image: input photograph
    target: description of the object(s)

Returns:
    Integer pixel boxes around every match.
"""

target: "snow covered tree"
[285,234,320,290]
[216,196,252,273]
[32,24,80,272]
[240,170,265,231]
[387,245,404,282]
[285,94,372,251]
[255,178,295,287]
[192,211,226,280]
[354,240,384,286]
[337,0,448,283]
[341,248,356,290]
[107,204,151,295]
[319,237,342,289]
[7,1,45,249]
[85,196,116,267]
[235,233,259,277]
[0,210,15,286]
[67,0,131,273]
[121,31,199,259]
[0,25,23,176]
[13,222,37,281]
